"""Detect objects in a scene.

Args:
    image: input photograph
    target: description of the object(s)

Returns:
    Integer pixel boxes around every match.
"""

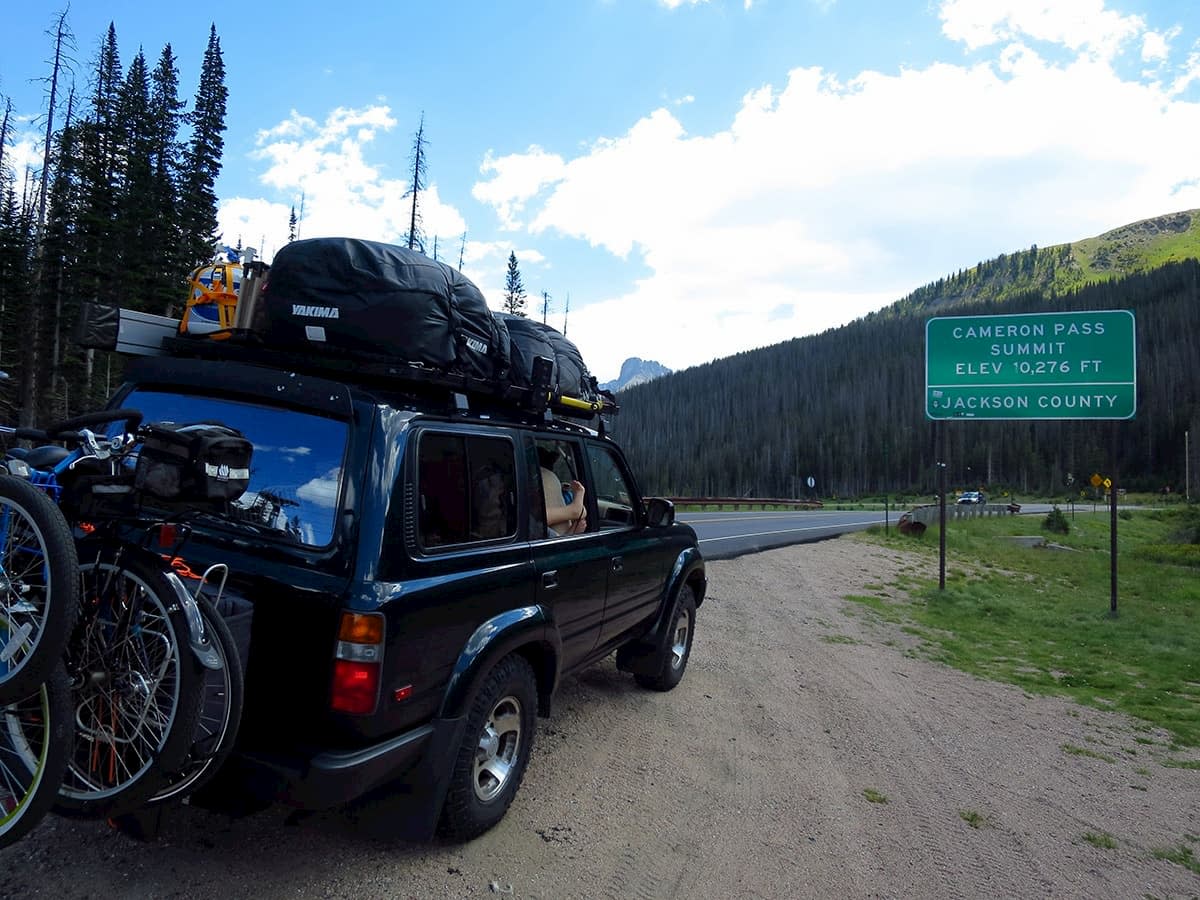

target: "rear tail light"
[330,612,384,715]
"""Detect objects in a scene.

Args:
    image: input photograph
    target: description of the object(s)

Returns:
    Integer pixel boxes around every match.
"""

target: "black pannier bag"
[499,314,599,404]
[260,237,509,381]
[135,422,253,505]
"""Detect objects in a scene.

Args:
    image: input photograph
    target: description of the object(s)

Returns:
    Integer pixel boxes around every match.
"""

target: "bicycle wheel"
[146,598,243,806]
[0,660,72,849]
[0,475,79,704]
[55,547,205,819]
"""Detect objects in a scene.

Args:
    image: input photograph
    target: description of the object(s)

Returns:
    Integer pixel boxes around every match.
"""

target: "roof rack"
[78,303,618,423]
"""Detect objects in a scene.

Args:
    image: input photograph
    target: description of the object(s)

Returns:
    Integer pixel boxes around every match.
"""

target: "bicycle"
[1,410,230,820]
[0,459,80,705]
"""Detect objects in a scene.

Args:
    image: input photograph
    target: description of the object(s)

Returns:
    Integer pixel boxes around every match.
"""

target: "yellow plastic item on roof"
[180,261,242,337]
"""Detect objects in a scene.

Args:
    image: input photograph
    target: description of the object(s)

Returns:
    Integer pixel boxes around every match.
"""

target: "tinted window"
[418,432,517,549]
[586,444,637,530]
[120,388,349,546]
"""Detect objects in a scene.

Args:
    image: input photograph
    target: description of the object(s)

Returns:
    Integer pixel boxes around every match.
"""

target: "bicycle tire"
[146,598,243,806]
[0,475,80,705]
[0,660,72,849]
[54,547,205,819]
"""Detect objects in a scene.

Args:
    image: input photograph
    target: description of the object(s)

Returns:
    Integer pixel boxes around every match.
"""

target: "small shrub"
[1043,506,1070,535]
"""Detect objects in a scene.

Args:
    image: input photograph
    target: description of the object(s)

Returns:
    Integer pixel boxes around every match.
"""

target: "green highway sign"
[925,310,1136,420]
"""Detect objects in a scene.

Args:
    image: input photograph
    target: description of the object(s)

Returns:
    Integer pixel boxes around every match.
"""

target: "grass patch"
[845,594,906,624]
[1151,844,1200,875]
[959,809,986,829]
[1083,831,1118,849]
[862,788,888,804]
[1162,758,1200,770]
[821,634,861,645]
[860,508,1200,746]
[1061,743,1116,763]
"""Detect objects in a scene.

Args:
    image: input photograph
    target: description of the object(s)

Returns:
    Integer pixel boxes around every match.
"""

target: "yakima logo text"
[292,305,340,319]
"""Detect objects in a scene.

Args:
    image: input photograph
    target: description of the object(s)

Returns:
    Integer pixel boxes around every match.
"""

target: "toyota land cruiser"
[106,352,706,840]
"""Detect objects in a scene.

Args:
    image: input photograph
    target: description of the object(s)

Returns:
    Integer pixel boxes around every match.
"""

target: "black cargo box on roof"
[261,237,510,382]
[500,314,599,404]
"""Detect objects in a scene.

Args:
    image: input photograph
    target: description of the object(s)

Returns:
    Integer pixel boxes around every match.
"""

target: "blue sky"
[4,0,1200,382]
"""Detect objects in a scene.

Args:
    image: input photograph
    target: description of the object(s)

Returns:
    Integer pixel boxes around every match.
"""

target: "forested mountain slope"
[612,220,1200,499]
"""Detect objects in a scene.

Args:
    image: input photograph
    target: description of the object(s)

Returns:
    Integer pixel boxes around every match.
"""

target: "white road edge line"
[697,520,879,543]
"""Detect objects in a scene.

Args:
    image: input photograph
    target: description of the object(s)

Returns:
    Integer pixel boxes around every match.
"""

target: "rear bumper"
[225,714,467,836]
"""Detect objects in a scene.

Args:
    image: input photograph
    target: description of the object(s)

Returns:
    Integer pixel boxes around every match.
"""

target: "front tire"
[634,586,696,692]
[438,654,537,841]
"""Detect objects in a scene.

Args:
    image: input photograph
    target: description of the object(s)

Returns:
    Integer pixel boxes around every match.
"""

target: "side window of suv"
[586,443,638,530]
[417,431,517,549]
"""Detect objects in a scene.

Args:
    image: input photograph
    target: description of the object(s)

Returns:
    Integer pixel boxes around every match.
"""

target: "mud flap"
[345,714,468,842]
[615,594,679,677]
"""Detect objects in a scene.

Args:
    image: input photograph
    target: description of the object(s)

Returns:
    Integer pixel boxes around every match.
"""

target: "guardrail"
[666,497,824,510]
[900,502,1022,531]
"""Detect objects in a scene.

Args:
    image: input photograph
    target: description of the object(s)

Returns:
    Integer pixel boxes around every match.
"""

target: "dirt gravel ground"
[2,535,1198,900]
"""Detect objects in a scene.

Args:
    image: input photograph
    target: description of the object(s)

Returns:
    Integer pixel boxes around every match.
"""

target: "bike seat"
[21,445,71,469]
[6,447,30,460]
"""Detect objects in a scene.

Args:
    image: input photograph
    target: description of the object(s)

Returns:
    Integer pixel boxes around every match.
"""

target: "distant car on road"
[957,491,986,505]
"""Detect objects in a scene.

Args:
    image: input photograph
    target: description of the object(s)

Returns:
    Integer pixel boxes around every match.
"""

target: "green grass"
[1061,744,1117,763]
[1083,831,1118,849]
[862,788,888,804]
[858,507,1200,747]
[1151,844,1200,875]
[1162,758,1200,770]
[959,810,986,829]
[821,634,861,645]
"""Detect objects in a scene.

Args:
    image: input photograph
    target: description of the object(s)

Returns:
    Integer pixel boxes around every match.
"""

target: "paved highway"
[682,503,1060,560]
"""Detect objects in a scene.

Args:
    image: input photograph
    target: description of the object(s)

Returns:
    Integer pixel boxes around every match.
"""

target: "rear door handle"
[611,557,623,573]
[542,570,558,589]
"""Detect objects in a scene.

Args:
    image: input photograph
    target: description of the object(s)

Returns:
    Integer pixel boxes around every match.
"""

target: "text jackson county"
[930,393,1123,411]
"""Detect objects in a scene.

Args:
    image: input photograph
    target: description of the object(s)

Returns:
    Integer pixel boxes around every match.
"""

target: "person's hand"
[566,480,585,513]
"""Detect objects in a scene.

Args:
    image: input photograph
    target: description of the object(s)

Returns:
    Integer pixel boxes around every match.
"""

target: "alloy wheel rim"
[472,695,522,803]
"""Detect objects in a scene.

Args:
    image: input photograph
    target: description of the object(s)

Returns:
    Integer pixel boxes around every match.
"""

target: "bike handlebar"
[10,408,143,445]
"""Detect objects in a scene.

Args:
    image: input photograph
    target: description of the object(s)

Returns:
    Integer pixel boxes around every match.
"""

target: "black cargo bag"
[499,314,599,404]
[260,237,509,380]
[135,422,253,505]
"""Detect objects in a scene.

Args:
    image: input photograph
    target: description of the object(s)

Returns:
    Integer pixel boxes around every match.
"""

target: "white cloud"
[1141,27,1179,63]
[219,104,467,262]
[939,0,1146,59]
[472,147,567,229]
[474,5,1200,380]
[297,468,341,508]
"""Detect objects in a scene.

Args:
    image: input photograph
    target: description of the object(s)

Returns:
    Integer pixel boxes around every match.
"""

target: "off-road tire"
[635,585,696,692]
[438,654,537,841]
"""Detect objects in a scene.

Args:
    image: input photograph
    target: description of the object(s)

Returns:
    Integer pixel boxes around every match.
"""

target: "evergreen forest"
[612,254,1200,500]
[0,16,228,427]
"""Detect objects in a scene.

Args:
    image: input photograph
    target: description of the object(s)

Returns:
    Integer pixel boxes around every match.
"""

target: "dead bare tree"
[404,112,427,252]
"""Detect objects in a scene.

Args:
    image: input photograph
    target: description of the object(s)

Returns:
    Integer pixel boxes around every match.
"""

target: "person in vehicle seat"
[538,447,587,535]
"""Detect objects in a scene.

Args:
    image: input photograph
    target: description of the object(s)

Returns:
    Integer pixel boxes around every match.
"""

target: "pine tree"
[404,112,427,253]
[178,24,227,272]
[117,50,156,306]
[503,251,526,316]
[75,23,124,307]
[288,205,297,242]
[41,90,86,418]
[146,44,185,307]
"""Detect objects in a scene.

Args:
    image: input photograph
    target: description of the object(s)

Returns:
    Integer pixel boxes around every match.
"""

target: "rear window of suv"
[119,388,349,546]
